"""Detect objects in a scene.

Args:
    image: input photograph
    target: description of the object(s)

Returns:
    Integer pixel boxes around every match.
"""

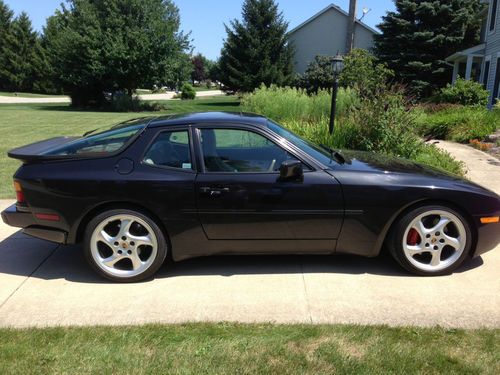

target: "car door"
[193,125,344,244]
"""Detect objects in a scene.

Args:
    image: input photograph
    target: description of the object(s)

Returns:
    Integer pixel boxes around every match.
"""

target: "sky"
[4,0,395,60]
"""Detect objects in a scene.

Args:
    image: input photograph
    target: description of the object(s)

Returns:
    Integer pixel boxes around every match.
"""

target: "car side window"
[143,130,192,170]
[200,128,302,173]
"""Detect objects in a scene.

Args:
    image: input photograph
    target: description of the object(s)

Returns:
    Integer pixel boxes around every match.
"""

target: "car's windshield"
[43,118,148,157]
[267,120,337,166]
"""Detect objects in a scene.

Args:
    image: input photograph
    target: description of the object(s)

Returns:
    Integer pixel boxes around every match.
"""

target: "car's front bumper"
[472,215,500,257]
[1,204,67,244]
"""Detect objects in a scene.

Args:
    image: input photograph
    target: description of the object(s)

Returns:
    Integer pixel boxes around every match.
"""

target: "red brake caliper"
[407,228,421,246]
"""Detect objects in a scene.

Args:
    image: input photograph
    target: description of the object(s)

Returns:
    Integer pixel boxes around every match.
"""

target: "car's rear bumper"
[1,204,67,244]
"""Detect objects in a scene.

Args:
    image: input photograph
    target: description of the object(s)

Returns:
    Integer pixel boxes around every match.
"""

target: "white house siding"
[484,0,500,105]
[288,7,376,74]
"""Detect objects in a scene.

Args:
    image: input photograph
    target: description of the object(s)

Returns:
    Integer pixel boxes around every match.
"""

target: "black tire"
[84,208,167,282]
[388,205,472,276]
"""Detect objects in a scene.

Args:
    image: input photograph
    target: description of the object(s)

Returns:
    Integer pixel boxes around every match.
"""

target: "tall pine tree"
[0,0,14,90]
[374,0,484,97]
[0,11,48,92]
[219,0,294,92]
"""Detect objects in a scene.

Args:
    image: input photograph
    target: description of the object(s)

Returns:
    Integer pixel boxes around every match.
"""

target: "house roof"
[446,43,486,62]
[288,3,379,35]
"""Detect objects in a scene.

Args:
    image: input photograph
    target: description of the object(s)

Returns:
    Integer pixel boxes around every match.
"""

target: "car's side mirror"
[279,160,303,181]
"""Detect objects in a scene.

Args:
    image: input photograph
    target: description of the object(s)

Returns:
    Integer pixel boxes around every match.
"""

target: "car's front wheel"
[84,209,167,282]
[389,205,472,276]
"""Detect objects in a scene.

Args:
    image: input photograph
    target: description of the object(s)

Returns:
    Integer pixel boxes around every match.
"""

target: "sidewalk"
[0,90,223,104]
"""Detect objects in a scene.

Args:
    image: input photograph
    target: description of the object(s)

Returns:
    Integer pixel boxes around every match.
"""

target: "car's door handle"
[200,187,230,197]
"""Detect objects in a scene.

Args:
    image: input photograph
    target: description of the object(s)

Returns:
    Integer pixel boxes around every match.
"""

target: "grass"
[0,96,240,198]
[0,323,498,374]
[0,91,66,98]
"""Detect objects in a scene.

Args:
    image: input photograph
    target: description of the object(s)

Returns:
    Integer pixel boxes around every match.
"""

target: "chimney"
[345,0,357,53]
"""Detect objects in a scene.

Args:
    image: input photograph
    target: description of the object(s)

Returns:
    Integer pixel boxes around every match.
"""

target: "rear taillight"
[14,181,25,203]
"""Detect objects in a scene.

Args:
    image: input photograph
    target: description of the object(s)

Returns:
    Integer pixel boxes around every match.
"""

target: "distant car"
[2,112,499,282]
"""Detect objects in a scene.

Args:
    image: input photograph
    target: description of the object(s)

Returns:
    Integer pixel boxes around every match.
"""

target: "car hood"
[329,150,497,194]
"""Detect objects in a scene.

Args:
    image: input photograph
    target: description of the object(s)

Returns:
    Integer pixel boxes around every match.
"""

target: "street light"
[329,53,344,134]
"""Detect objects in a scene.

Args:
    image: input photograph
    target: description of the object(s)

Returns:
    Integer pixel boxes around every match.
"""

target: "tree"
[339,49,394,97]
[0,11,48,92]
[295,55,334,94]
[374,0,484,97]
[0,0,14,90]
[191,53,208,83]
[219,0,294,92]
[44,0,191,107]
[296,49,394,96]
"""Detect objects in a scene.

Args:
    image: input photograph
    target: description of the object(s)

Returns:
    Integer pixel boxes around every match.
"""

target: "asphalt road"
[0,141,498,328]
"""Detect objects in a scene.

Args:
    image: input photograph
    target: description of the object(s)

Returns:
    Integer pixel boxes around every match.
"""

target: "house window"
[483,60,491,87]
[490,0,498,32]
[493,58,500,102]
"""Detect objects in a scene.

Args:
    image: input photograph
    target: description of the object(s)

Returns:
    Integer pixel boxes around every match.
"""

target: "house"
[288,3,378,74]
[446,0,500,106]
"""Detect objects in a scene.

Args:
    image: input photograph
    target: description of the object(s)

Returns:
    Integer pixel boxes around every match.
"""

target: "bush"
[416,107,499,142]
[241,84,359,123]
[338,49,394,97]
[295,49,394,97]
[107,94,166,112]
[438,78,490,107]
[243,84,465,176]
[180,83,196,100]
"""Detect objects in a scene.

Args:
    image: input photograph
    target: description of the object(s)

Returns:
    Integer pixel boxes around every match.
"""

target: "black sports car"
[2,112,499,282]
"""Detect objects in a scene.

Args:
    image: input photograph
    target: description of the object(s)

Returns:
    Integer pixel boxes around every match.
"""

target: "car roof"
[147,111,268,128]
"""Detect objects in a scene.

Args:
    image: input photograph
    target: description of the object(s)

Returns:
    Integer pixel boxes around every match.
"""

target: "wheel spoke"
[102,254,120,267]
[130,234,153,248]
[430,217,450,234]
[430,249,442,266]
[129,253,143,270]
[97,230,116,247]
[443,234,460,250]
[406,244,426,255]
[117,218,133,238]
[414,220,430,238]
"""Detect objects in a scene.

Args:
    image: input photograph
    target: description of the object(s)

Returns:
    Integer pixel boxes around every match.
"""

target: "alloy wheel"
[402,209,467,272]
[90,214,159,278]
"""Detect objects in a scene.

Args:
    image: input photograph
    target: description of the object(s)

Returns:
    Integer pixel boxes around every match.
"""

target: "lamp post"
[329,53,344,134]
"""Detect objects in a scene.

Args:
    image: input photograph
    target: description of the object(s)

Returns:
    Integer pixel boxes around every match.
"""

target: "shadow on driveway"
[0,231,484,284]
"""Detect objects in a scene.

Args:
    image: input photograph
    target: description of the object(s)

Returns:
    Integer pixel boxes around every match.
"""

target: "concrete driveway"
[0,142,499,328]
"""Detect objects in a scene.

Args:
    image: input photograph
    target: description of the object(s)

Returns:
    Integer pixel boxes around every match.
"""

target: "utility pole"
[345,0,357,53]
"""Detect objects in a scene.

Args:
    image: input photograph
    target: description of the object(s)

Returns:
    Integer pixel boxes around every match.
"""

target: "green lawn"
[0,323,498,374]
[0,91,66,98]
[0,96,240,198]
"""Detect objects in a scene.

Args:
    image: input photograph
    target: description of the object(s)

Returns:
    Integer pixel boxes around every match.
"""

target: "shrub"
[180,83,196,100]
[107,94,166,112]
[242,84,466,176]
[241,84,359,123]
[296,49,394,97]
[438,78,490,107]
[295,55,335,94]
[338,49,394,98]
[495,99,500,110]
[416,107,498,142]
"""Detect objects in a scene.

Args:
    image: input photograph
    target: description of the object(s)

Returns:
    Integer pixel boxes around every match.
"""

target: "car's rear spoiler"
[8,136,78,162]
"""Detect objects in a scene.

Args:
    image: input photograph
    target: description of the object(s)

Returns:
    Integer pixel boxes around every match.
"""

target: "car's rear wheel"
[389,205,472,276]
[84,209,167,282]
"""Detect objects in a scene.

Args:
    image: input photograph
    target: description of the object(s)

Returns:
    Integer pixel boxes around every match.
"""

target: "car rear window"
[43,118,148,157]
